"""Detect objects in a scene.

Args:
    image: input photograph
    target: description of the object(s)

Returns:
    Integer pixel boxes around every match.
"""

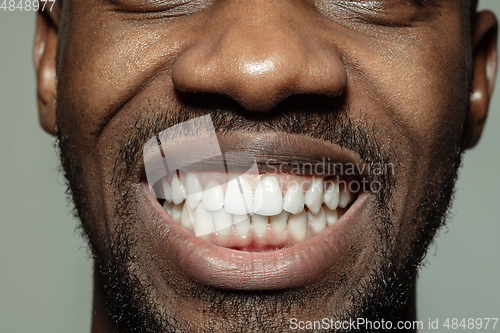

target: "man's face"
[35,0,497,331]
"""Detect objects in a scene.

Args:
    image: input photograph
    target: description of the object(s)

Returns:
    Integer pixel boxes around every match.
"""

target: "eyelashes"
[407,0,439,5]
[314,0,441,28]
[108,0,214,18]
[340,0,438,5]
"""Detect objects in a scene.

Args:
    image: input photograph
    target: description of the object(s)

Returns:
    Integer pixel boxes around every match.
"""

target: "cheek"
[338,21,470,245]
[343,26,469,169]
[368,32,468,150]
[57,10,191,141]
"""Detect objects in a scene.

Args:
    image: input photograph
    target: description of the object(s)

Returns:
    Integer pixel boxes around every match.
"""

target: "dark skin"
[35,1,497,332]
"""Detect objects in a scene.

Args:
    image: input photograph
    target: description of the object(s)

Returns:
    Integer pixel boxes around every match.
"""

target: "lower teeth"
[162,198,347,248]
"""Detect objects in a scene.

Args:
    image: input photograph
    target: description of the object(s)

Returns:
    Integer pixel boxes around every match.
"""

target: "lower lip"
[141,183,370,290]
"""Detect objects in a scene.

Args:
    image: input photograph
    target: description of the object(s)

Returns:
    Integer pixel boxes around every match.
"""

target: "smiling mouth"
[154,171,359,252]
[139,117,373,289]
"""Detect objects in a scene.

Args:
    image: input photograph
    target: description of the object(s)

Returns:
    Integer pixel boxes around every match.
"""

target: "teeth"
[186,173,203,210]
[171,203,183,222]
[323,180,339,211]
[252,214,269,236]
[157,172,357,244]
[212,208,232,236]
[224,175,254,215]
[307,207,326,234]
[339,185,351,208]
[202,180,225,212]
[254,175,283,216]
[163,201,174,216]
[194,205,215,237]
[325,207,338,226]
[171,175,186,205]
[162,179,173,203]
[288,210,307,242]
[181,204,194,231]
[305,177,323,214]
[234,214,250,237]
[270,211,288,234]
[283,182,305,214]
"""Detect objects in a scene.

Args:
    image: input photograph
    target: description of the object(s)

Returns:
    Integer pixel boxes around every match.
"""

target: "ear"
[465,10,498,149]
[34,9,60,136]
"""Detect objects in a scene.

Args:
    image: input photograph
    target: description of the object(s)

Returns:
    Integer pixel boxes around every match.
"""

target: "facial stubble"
[57,100,465,332]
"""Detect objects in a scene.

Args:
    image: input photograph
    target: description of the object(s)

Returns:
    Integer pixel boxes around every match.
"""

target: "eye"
[108,0,212,15]
[110,0,183,11]
[316,0,440,27]
[334,0,437,8]
[339,0,436,4]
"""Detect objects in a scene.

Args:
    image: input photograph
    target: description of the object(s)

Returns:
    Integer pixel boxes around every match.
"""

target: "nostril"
[175,91,244,113]
[170,18,348,113]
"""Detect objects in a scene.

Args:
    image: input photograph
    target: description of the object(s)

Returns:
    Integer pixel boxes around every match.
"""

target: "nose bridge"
[171,0,347,112]
[223,0,301,62]
[220,3,305,95]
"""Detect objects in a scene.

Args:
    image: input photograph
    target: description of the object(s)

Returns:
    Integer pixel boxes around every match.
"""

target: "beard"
[57,95,465,332]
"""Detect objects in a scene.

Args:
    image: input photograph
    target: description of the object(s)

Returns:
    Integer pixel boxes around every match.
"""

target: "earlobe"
[465,10,498,149]
[34,10,59,136]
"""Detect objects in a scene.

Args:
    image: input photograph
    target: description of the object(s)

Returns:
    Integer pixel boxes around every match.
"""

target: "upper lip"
[136,131,373,290]
[139,131,372,180]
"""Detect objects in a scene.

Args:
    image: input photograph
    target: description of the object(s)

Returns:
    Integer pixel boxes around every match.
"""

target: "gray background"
[1,2,499,332]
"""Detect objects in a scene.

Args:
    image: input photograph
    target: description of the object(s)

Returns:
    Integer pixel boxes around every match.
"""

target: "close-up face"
[33,0,498,332]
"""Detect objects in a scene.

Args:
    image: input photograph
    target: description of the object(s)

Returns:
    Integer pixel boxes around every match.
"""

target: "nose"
[171,1,347,112]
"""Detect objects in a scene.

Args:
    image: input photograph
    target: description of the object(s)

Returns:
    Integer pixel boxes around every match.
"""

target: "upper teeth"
[323,180,340,211]
[254,175,284,216]
[202,179,225,212]
[186,173,203,210]
[171,175,186,205]
[283,182,305,214]
[224,175,254,215]
[304,177,323,215]
[156,172,355,243]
